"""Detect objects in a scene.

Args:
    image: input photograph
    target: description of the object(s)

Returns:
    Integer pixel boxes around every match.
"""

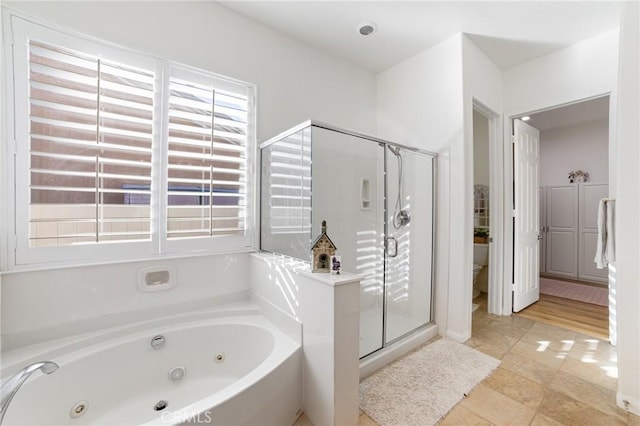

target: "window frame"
[161,63,256,255]
[2,12,257,270]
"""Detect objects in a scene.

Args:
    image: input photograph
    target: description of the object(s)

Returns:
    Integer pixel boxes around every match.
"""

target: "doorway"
[471,100,503,322]
[509,96,611,338]
[472,110,491,314]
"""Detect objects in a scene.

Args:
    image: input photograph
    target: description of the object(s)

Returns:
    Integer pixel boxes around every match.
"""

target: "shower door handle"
[386,237,399,258]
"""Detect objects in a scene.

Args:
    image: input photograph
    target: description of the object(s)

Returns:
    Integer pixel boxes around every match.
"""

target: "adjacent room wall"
[1,2,377,349]
[539,119,609,186]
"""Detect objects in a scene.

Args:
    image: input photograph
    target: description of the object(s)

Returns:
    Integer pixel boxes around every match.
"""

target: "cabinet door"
[546,185,578,278]
[578,183,609,284]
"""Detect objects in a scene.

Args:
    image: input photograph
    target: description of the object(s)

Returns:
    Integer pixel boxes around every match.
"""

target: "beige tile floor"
[295,295,640,426]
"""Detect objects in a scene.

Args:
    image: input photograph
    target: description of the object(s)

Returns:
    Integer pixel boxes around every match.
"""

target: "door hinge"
[12,235,17,250]
[512,209,516,217]
[512,135,516,144]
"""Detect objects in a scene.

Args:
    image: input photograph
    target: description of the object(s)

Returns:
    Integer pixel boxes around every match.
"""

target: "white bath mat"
[359,338,499,426]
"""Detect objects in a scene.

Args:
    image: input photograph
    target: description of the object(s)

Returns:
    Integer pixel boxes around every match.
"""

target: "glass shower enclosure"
[260,121,435,358]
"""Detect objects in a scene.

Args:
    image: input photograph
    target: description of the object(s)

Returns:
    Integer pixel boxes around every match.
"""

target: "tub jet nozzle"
[168,366,186,382]
[154,400,168,411]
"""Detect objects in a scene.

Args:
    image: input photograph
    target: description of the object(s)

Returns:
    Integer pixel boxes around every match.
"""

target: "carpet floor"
[359,338,499,426]
[539,277,608,306]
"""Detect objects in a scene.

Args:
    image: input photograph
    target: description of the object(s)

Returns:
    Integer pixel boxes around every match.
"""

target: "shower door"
[384,148,434,345]
[311,127,434,357]
[311,127,386,357]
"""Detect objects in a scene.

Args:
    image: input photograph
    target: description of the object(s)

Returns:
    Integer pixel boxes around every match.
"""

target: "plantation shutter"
[166,72,249,239]
[11,16,256,266]
[28,40,155,247]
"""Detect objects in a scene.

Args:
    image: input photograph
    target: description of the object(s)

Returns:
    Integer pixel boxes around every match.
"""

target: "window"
[28,40,154,247]
[6,15,255,267]
[166,70,249,241]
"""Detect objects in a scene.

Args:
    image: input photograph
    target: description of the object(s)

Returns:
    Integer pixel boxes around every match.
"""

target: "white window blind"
[7,15,255,267]
[166,73,249,240]
[28,40,154,247]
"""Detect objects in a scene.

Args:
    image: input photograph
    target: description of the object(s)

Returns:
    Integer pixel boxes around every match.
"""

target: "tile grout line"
[475,309,630,426]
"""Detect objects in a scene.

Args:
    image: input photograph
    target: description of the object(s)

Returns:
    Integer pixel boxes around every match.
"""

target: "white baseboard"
[617,392,640,416]
[446,329,471,343]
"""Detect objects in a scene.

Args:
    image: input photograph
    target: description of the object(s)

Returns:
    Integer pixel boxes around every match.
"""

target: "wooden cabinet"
[539,183,608,284]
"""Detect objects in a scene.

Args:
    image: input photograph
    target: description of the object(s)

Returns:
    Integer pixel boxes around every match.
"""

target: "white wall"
[473,110,490,187]
[1,2,377,350]
[539,119,609,186]
[3,2,377,140]
[504,29,619,116]
[377,34,464,339]
[613,1,640,416]
[462,35,504,322]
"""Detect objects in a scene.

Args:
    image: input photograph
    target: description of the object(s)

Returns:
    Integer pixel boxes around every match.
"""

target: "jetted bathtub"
[0,304,302,425]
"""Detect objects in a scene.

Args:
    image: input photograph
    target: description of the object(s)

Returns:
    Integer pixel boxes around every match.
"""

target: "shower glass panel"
[260,127,312,260]
[260,121,435,359]
[311,127,385,357]
[384,148,434,344]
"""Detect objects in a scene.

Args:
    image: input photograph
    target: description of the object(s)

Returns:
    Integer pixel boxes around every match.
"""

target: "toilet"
[473,243,489,298]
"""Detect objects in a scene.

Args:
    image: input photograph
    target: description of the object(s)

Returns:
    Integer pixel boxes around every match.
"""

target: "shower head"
[388,145,401,157]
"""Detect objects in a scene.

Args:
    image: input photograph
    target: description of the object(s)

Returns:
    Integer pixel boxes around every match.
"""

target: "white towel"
[606,200,615,264]
[594,198,615,269]
[595,199,607,269]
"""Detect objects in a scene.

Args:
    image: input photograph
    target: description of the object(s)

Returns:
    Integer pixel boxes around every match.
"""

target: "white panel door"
[539,186,546,274]
[546,185,579,279]
[579,183,609,283]
[513,120,540,312]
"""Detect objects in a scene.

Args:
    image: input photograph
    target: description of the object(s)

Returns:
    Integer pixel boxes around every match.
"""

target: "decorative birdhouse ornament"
[311,220,337,273]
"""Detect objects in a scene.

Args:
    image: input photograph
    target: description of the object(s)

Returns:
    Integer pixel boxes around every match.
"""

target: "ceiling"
[221,1,623,73]
[523,96,610,132]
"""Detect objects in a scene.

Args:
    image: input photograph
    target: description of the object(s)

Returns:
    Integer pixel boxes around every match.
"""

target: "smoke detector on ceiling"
[357,22,377,36]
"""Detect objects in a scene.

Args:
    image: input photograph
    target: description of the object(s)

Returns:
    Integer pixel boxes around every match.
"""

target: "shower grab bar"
[386,237,398,258]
